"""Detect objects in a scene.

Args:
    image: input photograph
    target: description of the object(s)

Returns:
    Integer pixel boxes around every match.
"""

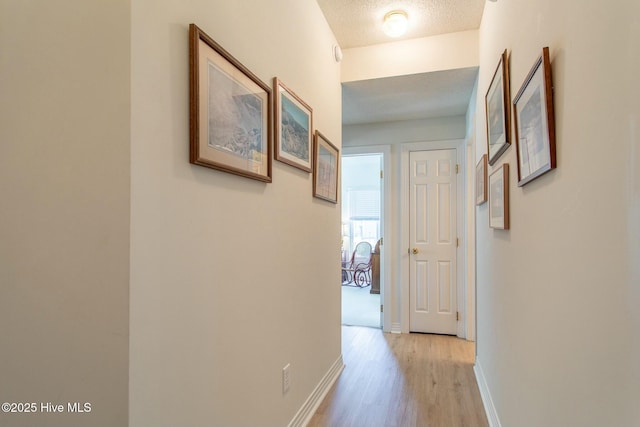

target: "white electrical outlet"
[282,363,291,394]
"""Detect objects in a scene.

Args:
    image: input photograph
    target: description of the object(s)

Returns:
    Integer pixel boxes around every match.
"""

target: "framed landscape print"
[189,23,272,182]
[476,154,488,205]
[313,131,339,204]
[274,78,313,172]
[513,47,556,187]
[489,163,510,230]
[485,49,511,165]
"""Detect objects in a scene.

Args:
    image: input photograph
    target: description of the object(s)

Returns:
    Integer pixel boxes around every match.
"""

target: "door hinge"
[380,170,383,179]
[379,237,383,246]
[456,238,459,247]
[455,164,459,174]
[380,305,384,313]
[456,311,460,321]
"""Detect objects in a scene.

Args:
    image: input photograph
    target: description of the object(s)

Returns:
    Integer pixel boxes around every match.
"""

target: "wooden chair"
[341,241,373,287]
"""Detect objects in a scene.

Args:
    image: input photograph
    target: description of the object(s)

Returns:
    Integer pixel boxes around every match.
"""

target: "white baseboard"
[391,322,402,334]
[474,357,502,427]
[288,355,345,427]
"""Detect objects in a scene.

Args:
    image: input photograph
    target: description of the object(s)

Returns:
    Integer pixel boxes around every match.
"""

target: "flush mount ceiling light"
[382,10,409,38]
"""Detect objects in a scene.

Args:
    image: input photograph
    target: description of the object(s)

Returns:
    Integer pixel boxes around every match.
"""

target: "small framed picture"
[313,131,339,204]
[274,78,313,172]
[189,24,272,182]
[485,49,511,165]
[476,154,488,205]
[513,47,556,186]
[489,163,510,230]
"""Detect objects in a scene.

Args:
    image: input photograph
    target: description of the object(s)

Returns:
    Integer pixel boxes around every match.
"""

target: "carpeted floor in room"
[341,285,380,328]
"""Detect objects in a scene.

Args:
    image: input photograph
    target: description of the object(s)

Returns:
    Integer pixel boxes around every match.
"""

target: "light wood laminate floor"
[308,326,488,427]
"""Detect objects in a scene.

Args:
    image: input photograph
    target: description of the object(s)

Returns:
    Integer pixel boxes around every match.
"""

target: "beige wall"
[475,0,640,425]
[341,30,479,82]
[343,116,466,147]
[0,1,131,426]
[129,1,342,426]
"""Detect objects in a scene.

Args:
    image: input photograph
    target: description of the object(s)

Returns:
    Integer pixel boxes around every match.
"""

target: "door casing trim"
[342,145,392,332]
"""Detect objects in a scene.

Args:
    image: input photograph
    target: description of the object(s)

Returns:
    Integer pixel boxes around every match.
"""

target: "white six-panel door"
[409,149,457,334]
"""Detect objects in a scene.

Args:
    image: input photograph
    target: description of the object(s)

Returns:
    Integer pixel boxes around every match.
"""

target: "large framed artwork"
[489,163,510,230]
[274,78,313,172]
[485,49,511,165]
[313,131,339,204]
[189,23,272,182]
[476,154,488,205]
[513,47,556,186]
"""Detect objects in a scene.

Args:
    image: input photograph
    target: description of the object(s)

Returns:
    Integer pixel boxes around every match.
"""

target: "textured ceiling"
[316,0,485,125]
[342,67,478,125]
[317,0,485,49]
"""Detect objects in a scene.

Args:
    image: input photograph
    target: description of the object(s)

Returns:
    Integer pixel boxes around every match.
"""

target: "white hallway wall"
[475,1,640,426]
[0,1,130,426]
[130,1,342,426]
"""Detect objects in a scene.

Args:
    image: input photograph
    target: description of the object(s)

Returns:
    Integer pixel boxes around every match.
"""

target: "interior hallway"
[308,326,488,427]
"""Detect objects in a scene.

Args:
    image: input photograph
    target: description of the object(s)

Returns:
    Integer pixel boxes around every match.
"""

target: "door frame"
[342,145,391,332]
[400,139,467,337]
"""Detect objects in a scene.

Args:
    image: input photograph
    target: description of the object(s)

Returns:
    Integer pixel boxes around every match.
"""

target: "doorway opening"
[341,153,382,328]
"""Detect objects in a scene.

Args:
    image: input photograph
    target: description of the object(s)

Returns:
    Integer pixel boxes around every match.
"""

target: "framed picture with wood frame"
[273,78,313,172]
[485,49,511,165]
[189,23,272,182]
[513,47,556,186]
[476,154,488,205]
[312,131,339,204]
[489,163,509,230]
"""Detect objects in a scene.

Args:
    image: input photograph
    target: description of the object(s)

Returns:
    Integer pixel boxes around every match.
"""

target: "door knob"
[412,248,419,254]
